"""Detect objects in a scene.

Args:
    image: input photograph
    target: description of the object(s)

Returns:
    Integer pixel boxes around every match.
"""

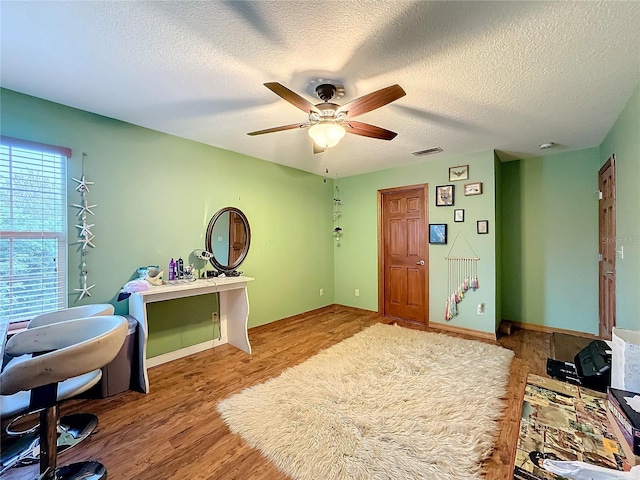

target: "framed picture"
[464,182,483,196]
[454,209,464,222]
[429,224,448,244]
[477,220,489,234]
[435,185,455,206]
[449,165,469,182]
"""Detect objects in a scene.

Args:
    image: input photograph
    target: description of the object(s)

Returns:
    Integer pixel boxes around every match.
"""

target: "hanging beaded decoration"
[333,177,343,242]
[444,231,480,321]
[71,153,96,301]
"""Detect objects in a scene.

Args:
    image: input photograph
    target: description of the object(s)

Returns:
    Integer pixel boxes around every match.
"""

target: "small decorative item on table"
[146,266,164,285]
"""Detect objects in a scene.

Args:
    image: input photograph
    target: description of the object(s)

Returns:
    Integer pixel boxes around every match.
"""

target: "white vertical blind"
[0,137,69,323]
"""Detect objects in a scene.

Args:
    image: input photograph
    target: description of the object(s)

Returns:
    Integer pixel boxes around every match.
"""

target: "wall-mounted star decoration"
[72,175,94,193]
[72,154,98,304]
[72,202,98,216]
[77,235,96,249]
[76,223,95,238]
[74,282,95,301]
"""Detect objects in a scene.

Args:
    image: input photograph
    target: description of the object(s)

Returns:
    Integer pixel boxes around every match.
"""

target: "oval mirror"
[205,207,251,273]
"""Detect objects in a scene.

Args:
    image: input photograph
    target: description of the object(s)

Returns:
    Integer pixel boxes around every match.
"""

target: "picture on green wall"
[477,220,489,234]
[436,185,454,206]
[464,182,483,196]
[449,165,469,181]
[429,224,448,244]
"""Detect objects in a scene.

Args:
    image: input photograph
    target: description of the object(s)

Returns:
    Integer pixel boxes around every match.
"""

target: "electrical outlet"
[355,289,360,297]
[320,288,324,296]
[477,303,485,315]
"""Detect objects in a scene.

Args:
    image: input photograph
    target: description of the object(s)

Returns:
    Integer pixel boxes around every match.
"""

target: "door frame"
[598,155,616,339]
[377,183,429,321]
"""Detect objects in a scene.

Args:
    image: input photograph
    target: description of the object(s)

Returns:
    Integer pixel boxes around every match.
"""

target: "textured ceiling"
[1,1,639,177]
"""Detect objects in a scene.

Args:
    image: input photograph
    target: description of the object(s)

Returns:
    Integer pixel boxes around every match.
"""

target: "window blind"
[0,137,69,323]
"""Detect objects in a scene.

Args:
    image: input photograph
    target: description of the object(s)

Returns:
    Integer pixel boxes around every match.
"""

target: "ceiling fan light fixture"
[308,121,346,148]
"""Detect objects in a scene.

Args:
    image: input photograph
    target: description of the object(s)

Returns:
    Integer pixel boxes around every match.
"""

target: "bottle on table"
[169,258,176,281]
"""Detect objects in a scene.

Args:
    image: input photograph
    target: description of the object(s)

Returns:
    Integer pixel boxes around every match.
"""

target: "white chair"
[0,316,127,480]
[28,304,115,329]
[0,304,115,473]
[2,304,115,418]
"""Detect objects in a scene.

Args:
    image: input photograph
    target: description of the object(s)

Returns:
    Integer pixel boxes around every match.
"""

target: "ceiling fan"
[247,82,406,154]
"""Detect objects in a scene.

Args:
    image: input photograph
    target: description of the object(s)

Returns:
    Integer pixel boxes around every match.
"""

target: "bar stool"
[0,315,127,479]
[1,304,116,473]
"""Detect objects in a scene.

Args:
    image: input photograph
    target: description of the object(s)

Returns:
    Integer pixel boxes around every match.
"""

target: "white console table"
[128,276,254,393]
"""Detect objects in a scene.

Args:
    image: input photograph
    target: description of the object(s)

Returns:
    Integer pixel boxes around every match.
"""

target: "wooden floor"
[1,306,551,480]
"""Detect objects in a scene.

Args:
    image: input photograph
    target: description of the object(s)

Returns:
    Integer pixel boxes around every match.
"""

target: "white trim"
[147,335,229,368]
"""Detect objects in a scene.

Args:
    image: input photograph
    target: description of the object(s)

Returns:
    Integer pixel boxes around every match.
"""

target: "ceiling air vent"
[412,147,443,156]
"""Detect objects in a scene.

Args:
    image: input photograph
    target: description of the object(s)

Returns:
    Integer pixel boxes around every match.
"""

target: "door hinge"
[597,190,603,200]
[598,253,603,262]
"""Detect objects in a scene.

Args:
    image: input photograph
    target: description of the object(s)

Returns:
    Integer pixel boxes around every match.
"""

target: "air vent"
[412,147,443,156]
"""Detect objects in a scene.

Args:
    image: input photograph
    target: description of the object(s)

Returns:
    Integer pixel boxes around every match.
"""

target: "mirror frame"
[204,207,251,273]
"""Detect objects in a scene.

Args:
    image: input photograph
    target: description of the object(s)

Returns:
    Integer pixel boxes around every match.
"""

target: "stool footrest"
[39,460,106,480]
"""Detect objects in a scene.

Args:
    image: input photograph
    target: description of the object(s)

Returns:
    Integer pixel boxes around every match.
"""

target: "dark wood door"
[598,156,616,339]
[379,185,428,323]
[228,211,246,266]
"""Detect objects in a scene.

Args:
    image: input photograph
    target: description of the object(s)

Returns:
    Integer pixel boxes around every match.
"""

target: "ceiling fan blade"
[264,82,320,114]
[313,143,325,155]
[337,84,406,118]
[344,121,398,140]
[247,123,308,136]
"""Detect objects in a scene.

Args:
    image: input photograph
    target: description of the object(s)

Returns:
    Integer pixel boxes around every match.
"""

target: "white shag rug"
[217,323,514,480]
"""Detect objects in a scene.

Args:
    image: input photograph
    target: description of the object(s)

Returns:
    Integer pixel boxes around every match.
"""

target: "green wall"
[600,82,640,330]
[0,88,335,356]
[500,149,600,333]
[335,151,497,334]
[3,80,637,345]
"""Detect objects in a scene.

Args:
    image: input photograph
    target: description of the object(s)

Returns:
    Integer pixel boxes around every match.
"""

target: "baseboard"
[335,304,378,315]
[147,336,228,368]
[249,304,338,333]
[428,321,497,341]
[508,320,599,339]
[250,304,380,333]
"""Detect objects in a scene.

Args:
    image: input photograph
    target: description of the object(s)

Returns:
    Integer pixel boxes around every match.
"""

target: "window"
[0,136,70,323]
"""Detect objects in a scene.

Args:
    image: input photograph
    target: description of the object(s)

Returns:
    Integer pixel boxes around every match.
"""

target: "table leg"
[128,295,150,393]
[221,287,251,354]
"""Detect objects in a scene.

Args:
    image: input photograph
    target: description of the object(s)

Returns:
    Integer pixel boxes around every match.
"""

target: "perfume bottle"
[168,258,176,281]
[177,257,184,278]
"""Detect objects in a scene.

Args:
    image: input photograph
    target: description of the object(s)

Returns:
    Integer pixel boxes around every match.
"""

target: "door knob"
[416,260,425,265]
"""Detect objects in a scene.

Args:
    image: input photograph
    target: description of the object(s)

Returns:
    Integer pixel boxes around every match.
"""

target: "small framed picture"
[449,165,469,182]
[477,220,489,234]
[429,224,448,244]
[464,182,483,196]
[454,209,464,222]
[435,185,455,206]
